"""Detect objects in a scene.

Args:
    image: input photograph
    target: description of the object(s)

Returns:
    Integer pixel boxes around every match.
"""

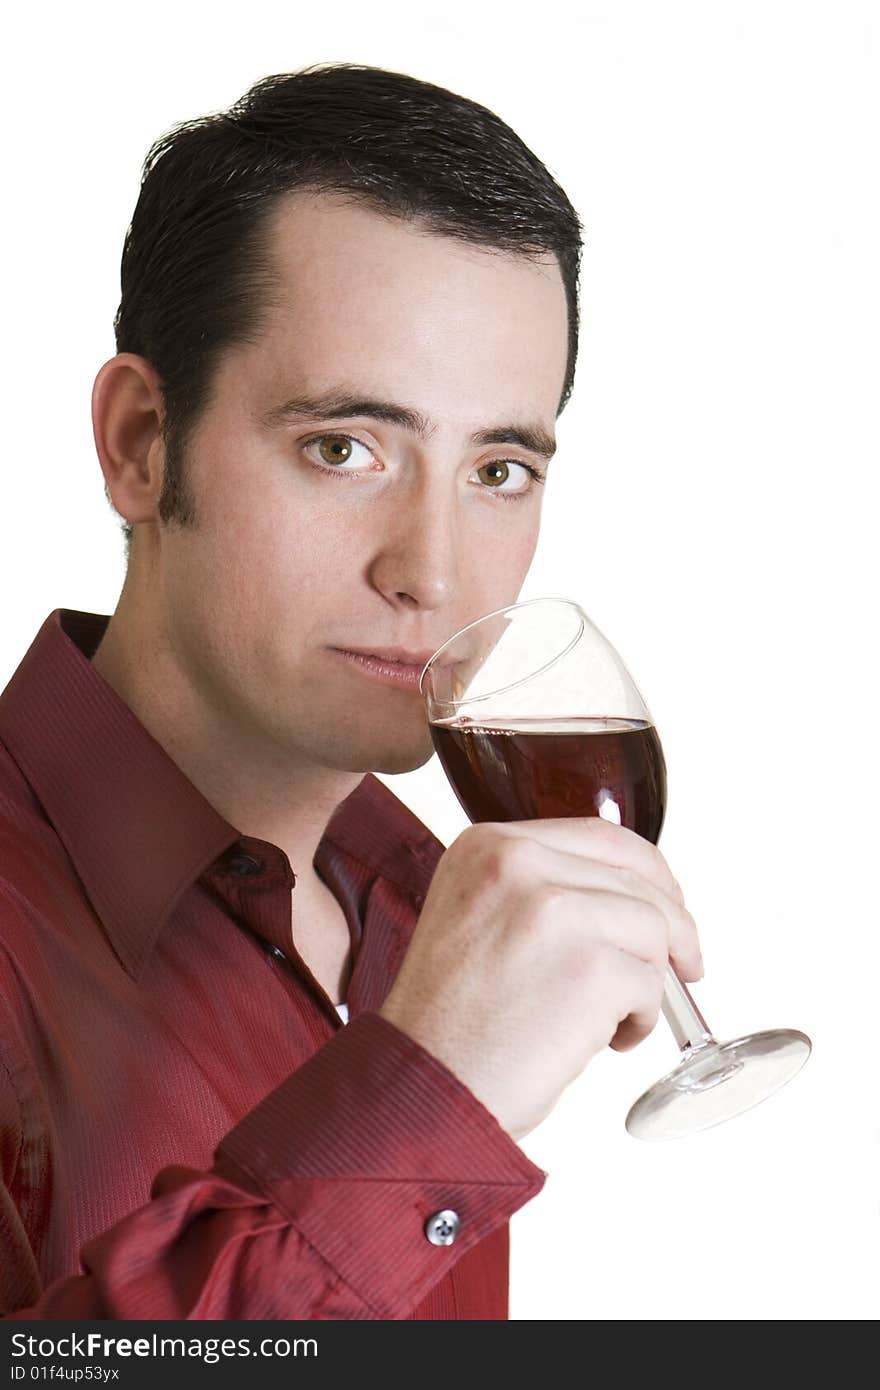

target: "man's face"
[152,191,569,774]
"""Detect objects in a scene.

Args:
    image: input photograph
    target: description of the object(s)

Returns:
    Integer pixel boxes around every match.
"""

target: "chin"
[371,741,437,776]
[316,722,436,776]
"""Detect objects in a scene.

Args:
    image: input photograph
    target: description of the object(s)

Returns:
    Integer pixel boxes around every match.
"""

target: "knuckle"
[531,879,567,912]
[635,898,671,971]
[459,827,545,893]
[647,840,678,892]
[647,838,668,871]
[618,866,670,923]
[635,888,670,935]
[582,814,614,836]
[459,821,499,853]
[631,1012,657,1043]
[495,834,543,885]
[616,865,649,900]
[582,816,629,849]
[454,823,484,864]
[591,817,643,850]
[637,836,677,889]
[671,903,699,949]
[458,822,508,875]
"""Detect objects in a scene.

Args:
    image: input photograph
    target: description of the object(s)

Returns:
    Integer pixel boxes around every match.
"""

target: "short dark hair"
[111,63,585,559]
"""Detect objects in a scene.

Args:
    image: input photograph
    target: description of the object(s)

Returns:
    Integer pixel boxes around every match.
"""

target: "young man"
[0,64,702,1319]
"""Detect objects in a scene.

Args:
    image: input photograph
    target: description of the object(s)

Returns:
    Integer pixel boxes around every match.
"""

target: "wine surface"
[430,716,667,843]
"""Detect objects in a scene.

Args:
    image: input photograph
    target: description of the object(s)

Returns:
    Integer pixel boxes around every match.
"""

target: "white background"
[2,1,877,1320]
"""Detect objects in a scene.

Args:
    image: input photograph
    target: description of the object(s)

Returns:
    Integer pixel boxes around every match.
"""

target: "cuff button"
[425,1209,461,1246]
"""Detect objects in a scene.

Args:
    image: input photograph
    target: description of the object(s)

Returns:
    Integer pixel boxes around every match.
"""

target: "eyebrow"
[260,389,557,461]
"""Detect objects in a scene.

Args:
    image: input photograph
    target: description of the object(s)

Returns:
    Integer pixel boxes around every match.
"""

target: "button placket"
[214,844,300,973]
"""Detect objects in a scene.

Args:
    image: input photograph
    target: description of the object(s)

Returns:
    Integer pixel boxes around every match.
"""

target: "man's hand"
[379,818,702,1142]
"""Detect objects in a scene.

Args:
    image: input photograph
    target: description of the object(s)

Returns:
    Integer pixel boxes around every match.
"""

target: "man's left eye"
[473,460,534,492]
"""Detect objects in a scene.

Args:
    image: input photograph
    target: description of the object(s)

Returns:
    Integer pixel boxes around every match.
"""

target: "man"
[0,63,702,1319]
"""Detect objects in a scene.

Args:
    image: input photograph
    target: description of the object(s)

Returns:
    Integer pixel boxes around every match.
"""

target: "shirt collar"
[0,609,441,978]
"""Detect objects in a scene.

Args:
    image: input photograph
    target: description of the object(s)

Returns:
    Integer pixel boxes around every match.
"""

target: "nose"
[367,475,461,611]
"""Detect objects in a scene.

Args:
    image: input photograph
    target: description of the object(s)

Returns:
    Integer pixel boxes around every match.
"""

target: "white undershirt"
[335,1002,349,1024]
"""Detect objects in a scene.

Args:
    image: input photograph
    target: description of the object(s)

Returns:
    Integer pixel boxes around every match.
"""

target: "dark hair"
[111,62,584,558]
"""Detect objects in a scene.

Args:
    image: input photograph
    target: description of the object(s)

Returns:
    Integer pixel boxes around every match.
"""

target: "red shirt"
[0,609,545,1319]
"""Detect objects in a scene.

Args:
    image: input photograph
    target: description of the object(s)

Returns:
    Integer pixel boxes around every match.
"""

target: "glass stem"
[662,965,714,1052]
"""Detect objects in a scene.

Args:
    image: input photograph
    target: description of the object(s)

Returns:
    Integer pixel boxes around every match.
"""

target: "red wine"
[430,716,667,843]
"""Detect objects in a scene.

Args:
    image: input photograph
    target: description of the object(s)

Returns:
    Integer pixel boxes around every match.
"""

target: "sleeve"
[1,1012,547,1320]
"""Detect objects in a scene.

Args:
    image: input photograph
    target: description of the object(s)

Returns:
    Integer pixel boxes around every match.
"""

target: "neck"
[90,588,363,882]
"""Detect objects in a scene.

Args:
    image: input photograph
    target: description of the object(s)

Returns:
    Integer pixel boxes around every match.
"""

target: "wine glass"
[419,597,811,1140]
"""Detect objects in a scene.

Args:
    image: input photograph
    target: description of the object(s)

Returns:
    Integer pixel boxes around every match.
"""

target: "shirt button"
[424,1209,461,1246]
[269,945,286,960]
[227,854,262,876]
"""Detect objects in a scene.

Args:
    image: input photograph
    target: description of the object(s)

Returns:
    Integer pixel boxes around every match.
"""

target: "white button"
[425,1209,461,1246]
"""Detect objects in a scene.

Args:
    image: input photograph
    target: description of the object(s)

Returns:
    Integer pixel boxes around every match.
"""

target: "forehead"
[251,190,569,419]
[264,188,564,296]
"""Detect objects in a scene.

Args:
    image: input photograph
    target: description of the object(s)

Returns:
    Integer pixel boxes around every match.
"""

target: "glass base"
[625,1029,812,1140]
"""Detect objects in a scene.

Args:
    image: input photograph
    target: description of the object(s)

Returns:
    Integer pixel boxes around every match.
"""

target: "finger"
[497,815,684,906]
[603,952,666,1052]
[596,888,703,984]
[610,1012,660,1052]
[511,840,703,981]
[543,884,672,977]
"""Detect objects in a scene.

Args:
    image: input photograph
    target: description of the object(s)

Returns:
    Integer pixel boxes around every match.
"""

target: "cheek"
[515,511,542,563]
[481,506,541,568]
[184,502,352,641]
[463,506,542,601]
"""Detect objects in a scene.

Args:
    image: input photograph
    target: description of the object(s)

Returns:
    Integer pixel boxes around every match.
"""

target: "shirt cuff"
[214,1010,547,1319]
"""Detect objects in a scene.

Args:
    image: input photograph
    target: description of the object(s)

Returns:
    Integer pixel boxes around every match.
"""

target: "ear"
[91,353,166,527]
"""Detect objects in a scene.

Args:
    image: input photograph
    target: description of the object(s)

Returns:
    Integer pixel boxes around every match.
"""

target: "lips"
[338,646,437,667]
[332,647,430,689]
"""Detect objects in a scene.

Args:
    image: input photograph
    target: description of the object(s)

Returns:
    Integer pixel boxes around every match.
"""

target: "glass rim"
[418,596,588,709]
